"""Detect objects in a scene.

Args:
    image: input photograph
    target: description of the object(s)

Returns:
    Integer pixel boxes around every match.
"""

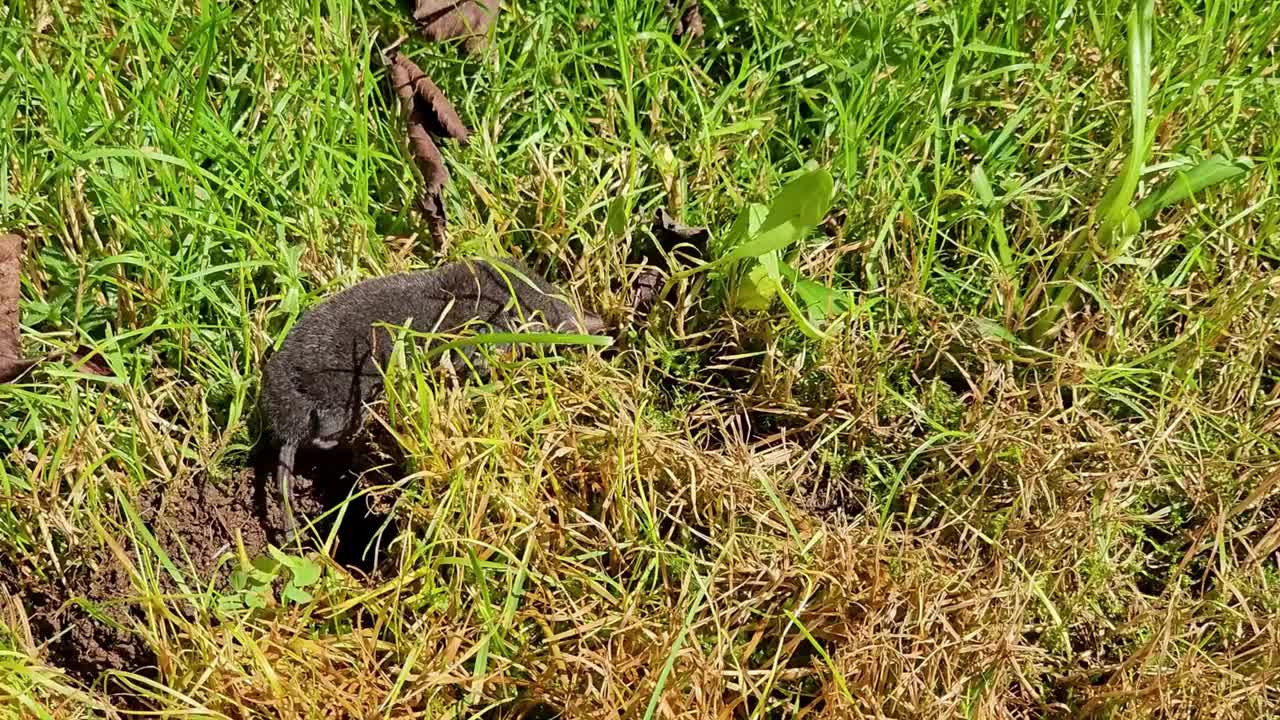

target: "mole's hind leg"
[277,441,300,540]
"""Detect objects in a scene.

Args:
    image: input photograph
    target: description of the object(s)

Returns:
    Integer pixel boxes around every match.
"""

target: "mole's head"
[261,341,365,451]
[485,259,608,337]
[546,299,607,336]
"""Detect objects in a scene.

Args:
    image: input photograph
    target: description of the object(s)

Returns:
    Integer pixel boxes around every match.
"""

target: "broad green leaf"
[282,584,313,605]
[971,163,995,207]
[290,556,322,588]
[1134,155,1253,220]
[244,589,269,609]
[779,260,852,320]
[606,195,629,237]
[735,263,780,311]
[773,283,829,340]
[795,277,851,320]
[229,569,249,592]
[721,202,768,250]
[976,318,1020,345]
[257,552,283,572]
[758,248,781,276]
[719,169,834,264]
[251,554,281,583]
[658,169,833,304]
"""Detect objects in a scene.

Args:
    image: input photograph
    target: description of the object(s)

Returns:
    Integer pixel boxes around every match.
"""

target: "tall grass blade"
[1033,0,1155,342]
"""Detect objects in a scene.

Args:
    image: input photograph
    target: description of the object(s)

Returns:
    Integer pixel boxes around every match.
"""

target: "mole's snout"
[581,311,607,335]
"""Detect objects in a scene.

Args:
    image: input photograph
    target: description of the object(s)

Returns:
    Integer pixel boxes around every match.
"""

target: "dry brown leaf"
[0,233,37,383]
[407,125,450,195]
[653,208,709,249]
[406,124,450,247]
[417,0,498,46]
[66,346,112,377]
[411,0,461,18]
[388,53,470,143]
[388,52,469,248]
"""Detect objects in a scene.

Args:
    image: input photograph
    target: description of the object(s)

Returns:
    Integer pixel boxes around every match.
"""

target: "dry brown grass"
[8,298,1277,718]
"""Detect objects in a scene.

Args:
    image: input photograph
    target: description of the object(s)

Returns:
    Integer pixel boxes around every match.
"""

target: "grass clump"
[2,0,1279,718]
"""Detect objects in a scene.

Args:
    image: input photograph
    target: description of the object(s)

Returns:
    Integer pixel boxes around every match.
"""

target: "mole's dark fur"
[261,258,604,533]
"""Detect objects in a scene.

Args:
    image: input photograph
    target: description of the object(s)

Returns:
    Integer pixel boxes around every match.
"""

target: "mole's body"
[261,258,603,533]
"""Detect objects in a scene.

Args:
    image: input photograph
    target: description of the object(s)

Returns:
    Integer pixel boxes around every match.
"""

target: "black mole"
[261,257,605,534]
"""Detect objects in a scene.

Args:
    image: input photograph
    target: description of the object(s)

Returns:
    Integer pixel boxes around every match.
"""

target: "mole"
[260,257,606,535]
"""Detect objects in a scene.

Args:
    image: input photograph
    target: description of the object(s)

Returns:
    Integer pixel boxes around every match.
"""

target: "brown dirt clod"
[0,232,38,383]
[631,266,665,322]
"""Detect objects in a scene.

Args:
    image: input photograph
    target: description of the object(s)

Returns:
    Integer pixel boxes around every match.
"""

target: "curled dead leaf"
[415,0,498,47]
[407,125,450,195]
[388,53,470,143]
[388,52,469,248]
[407,124,451,247]
[653,208,709,249]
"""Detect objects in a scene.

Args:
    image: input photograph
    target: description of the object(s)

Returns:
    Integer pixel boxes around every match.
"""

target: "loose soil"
[1,441,399,686]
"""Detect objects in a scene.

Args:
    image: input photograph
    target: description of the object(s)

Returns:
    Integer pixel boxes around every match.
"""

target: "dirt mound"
[2,443,398,686]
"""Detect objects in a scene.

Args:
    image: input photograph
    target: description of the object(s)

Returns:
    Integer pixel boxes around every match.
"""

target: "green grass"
[2,0,1280,717]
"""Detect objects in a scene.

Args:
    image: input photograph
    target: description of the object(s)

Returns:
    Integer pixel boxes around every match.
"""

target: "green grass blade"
[642,569,709,720]
[760,251,828,340]
[1135,154,1254,220]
